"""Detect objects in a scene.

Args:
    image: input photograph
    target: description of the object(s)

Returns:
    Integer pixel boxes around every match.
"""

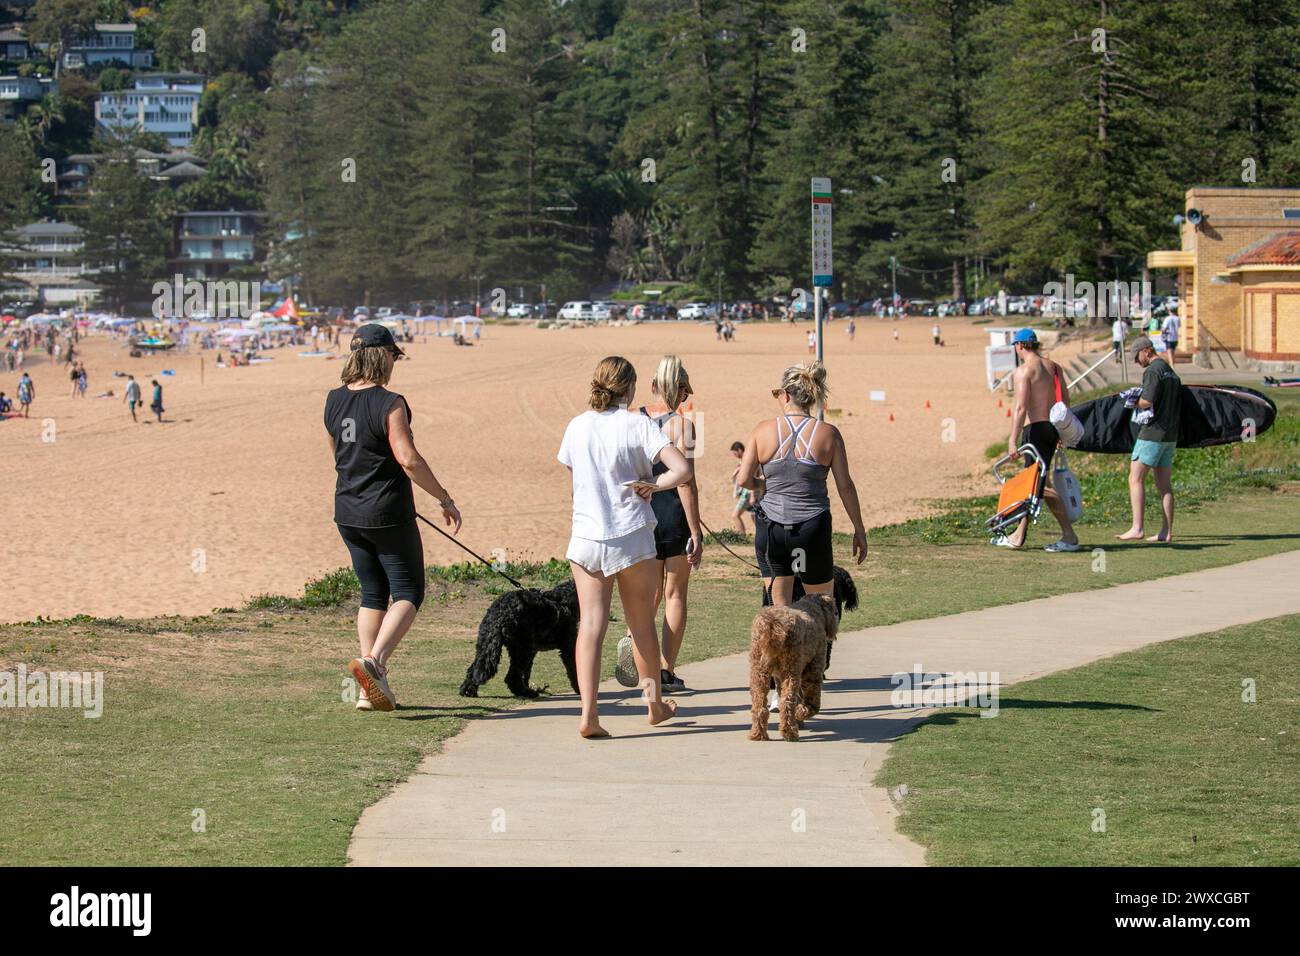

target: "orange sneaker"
[348,657,395,712]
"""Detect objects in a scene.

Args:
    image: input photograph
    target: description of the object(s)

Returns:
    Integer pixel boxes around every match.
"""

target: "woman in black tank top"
[323,324,462,713]
[618,356,702,694]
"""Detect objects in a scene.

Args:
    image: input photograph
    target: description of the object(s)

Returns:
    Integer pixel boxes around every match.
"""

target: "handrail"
[1069,348,1117,390]
[1196,322,1239,369]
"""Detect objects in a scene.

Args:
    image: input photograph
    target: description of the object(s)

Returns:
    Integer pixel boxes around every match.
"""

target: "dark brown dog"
[748,593,839,741]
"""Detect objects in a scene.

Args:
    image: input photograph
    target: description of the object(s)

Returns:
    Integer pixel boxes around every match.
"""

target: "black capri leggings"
[337,521,425,610]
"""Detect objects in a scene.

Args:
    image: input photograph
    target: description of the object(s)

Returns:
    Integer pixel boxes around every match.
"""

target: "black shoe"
[661,669,686,693]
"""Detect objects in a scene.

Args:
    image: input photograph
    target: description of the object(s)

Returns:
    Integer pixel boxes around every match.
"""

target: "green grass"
[2,393,1297,865]
[876,614,1300,865]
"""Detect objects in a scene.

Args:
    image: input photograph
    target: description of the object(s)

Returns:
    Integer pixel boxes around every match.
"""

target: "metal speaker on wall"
[1186,208,1204,226]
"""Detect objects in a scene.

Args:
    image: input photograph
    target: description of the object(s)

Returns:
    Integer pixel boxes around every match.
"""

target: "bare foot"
[579,724,610,739]
[1115,529,1145,540]
[1146,532,1171,543]
[647,699,677,725]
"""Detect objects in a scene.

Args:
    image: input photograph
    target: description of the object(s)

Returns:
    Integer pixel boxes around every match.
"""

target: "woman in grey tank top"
[737,362,868,605]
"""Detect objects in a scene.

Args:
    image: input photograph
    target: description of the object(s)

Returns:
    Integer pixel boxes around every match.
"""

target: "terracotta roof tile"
[1226,231,1300,267]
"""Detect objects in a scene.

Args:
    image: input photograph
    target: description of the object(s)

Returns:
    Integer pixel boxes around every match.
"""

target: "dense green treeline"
[5,0,1300,305]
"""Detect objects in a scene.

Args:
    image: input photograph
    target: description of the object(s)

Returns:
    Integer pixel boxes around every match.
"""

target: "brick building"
[1147,186,1300,364]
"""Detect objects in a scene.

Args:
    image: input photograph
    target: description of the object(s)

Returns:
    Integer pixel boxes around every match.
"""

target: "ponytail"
[589,355,636,411]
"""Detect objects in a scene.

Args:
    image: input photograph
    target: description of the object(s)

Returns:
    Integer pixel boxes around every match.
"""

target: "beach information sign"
[811,177,833,287]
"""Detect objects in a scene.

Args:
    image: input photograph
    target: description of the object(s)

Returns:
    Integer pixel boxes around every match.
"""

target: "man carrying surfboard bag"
[1118,336,1181,543]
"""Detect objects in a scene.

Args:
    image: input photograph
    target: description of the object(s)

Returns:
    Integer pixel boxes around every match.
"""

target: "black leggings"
[338,521,425,610]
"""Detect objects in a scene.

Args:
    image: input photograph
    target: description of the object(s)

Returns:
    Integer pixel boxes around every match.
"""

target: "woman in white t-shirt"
[558,355,692,738]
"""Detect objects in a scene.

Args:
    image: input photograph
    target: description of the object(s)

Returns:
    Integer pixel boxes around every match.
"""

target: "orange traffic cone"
[997,398,1003,408]
[924,399,931,409]
[1005,408,1012,418]
[888,413,895,422]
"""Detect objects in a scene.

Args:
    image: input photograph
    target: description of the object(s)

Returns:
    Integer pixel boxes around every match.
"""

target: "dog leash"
[415,511,525,589]
[698,517,763,573]
[419,510,762,590]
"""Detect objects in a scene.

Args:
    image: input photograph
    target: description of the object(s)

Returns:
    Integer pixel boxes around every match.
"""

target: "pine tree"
[866,0,996,302]
[973,0,1187,293]
[78,146,171,308]
[749,0,890,302]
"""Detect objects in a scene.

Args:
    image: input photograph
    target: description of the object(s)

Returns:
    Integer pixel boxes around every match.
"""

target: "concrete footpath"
[349,550,1300,866]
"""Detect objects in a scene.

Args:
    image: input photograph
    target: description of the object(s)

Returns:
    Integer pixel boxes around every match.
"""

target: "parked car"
[558,301,591,320]
[677,302,715,320]
[506,303,532,318]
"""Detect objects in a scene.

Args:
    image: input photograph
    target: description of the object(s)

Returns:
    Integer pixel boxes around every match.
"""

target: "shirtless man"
[1000,328,1080,552]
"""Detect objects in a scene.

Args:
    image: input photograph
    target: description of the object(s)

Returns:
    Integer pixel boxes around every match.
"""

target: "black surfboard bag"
[1071,385,1277,454]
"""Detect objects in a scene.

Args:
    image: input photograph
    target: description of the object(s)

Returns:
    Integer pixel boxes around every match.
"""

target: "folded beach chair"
[985,444,1047,539]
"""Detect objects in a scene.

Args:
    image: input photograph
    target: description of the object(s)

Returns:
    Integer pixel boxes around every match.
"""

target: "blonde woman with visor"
[558,356,691,738]
[613,356,703,694]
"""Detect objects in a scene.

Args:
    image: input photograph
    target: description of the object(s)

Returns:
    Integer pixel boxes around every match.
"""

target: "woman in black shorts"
[324,323,461,712]
[615,355,703,694]
[737,362,867,607]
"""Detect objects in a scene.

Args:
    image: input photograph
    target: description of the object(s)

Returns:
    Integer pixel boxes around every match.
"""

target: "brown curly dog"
[748,593,839,741]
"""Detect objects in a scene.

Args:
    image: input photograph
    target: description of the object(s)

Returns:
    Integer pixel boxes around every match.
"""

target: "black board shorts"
[1020,420,1058,473]
[655,533,689,561]
[754,508,833,586]
[650,487,689,560]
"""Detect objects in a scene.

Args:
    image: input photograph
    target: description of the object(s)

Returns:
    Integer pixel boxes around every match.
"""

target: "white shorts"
[566,524,657,577]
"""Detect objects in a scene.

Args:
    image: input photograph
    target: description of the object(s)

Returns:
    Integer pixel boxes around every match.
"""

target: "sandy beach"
[1,317,1041,622]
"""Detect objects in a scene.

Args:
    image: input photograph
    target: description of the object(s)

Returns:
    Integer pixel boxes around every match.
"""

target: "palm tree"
[29,94,66,145]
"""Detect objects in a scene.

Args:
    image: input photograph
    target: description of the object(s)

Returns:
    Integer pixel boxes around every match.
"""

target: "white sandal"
[1044,539,1081,553]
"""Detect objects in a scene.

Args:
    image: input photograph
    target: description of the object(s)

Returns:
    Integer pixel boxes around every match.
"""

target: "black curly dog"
[459,579,580,698]
[762,565,858,672]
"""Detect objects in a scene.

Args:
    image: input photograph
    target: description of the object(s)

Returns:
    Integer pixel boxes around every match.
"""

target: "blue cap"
[1012,328,1038,344]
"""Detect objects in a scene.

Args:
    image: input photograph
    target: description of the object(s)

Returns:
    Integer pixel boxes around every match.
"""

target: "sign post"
[811,177,833,418]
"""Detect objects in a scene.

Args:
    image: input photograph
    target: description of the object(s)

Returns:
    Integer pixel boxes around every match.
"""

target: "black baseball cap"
[352,322,404,356]
[1131,335,1154,361]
